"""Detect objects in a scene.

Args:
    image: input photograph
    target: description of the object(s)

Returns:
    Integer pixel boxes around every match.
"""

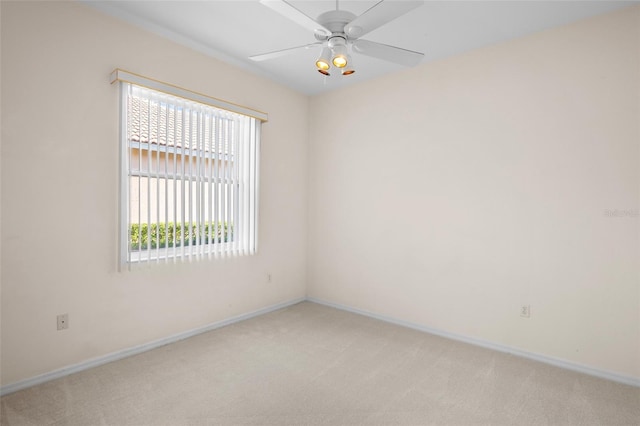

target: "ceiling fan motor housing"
[317,10,356,38]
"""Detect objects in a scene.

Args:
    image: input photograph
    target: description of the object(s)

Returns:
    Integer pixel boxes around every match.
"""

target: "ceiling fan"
[249,0,425,76]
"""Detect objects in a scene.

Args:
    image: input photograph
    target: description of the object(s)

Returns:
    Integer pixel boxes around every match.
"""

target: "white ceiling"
[87,0,638,96]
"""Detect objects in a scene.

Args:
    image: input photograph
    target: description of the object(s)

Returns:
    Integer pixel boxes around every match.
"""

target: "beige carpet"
[2,302,639,426]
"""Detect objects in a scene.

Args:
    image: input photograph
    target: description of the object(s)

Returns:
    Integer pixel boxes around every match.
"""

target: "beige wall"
[308,6,640,379]
[1,1,308,386]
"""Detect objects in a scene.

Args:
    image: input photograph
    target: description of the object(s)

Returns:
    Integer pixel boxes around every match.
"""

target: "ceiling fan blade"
[352,39,424,67]
[249,42,322,62]
[260,0,329,34]
[344,1,424,38]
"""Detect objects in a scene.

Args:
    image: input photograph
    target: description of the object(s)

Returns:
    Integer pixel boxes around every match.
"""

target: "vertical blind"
[114,71,265,267]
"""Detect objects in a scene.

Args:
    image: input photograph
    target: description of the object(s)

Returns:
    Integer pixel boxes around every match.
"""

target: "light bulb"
[333,55,347,68]
[316,59,330,71]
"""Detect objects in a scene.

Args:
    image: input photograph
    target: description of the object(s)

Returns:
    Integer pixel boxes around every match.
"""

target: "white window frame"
[112,70,267,269]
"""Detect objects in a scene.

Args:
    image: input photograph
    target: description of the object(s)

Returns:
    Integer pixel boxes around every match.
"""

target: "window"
[112,70,267,267]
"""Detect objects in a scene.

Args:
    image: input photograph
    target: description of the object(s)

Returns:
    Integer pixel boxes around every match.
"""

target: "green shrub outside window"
[129,222,231,251]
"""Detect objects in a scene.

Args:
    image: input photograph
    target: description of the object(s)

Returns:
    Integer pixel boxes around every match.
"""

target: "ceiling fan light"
[331,44,348,68]
[342,55,355,75]
[315,47,332,71]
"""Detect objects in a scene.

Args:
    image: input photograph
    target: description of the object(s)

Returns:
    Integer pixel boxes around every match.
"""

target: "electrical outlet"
[520,305,531,318]
[57,314,69,330]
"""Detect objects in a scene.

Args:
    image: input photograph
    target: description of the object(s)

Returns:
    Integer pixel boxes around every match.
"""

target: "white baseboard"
[307,297,640,388]
[0,297,305,396]
[3,295,637,396]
